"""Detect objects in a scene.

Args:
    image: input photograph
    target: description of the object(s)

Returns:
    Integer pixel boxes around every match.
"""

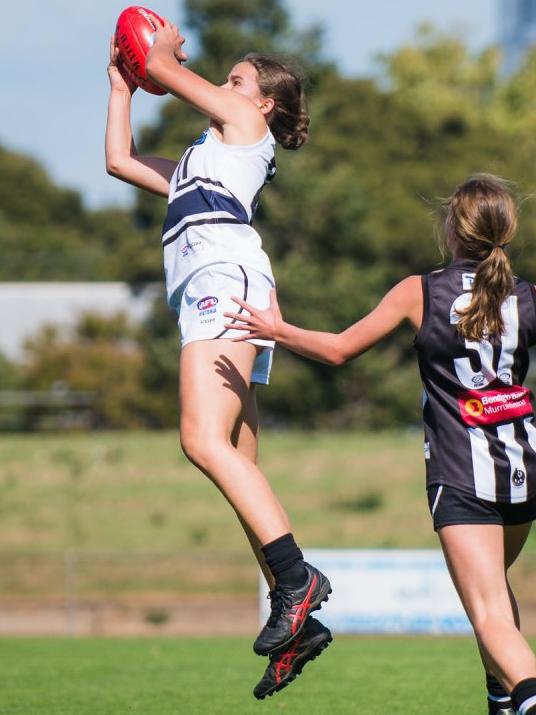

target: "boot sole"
[254,631,333,700]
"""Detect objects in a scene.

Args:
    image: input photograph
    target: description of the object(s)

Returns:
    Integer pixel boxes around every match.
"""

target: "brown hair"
[441,174,517,341]
[242,53,309,151]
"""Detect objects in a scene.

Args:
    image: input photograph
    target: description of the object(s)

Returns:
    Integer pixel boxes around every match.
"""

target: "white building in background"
[500,0,536,73]
[0,283,160,361]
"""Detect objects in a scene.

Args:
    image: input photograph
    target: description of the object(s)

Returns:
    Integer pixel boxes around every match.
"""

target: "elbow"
[106,153,132,179]
[326,346,347,366]
[329,352,347,367]
[327,337,348,366]
[106,159,122,178]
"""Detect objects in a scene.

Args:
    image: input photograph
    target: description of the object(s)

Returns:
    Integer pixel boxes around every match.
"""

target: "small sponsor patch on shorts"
[197,296,219,317]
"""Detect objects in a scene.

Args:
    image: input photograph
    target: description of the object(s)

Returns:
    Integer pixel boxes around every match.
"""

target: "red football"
[115,6,167,95]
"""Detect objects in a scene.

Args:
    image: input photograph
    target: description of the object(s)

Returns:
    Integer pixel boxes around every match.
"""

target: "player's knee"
[179,426,220,471]
[180,429,204,467]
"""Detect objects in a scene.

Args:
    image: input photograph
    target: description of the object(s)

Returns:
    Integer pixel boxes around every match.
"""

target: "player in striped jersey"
[226,174,536,714]
[105,17,331,689]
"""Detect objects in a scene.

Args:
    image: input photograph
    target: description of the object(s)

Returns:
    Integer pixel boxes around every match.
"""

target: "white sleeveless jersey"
[162,128,276,306]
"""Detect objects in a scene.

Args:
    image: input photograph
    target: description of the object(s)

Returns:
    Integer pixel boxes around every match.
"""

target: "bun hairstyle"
[442,174,517,342]
[241,53,309,150]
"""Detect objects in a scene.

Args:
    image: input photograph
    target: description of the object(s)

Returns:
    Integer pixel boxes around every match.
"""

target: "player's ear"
[258,96,275,117]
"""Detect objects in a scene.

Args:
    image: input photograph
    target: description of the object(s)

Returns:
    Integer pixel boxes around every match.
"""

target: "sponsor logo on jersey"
[498,371,513,385]
[512,468,526,487]
[181,239,204,258]
[458,385,533,427]
[462,273,475,291]
[197,296,219,317]
[192,129,208,146]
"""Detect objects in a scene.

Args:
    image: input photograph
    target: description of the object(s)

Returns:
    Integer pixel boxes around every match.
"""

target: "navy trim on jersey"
[174,150,189,186]
[167,186,249,227]
[266,157,276,182]
[250,158,276,217]
[250,186,263,218]
[181,147,195,181]
[175,175,226,192]
[163,218,245,248]
[163,186,250,239]
[214,265,249,339]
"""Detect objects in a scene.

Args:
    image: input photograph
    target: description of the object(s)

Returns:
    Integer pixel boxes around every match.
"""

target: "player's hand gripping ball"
[115,6,167,95]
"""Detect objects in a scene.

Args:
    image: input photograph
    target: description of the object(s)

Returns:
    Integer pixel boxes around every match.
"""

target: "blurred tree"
[0,147,144,281]
[21,315,168,429]
[5,5,536,429]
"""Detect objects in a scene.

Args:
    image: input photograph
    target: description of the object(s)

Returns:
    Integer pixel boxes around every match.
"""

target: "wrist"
[146,48,177,77]
[110,85,133,98]
[273,321,287,343]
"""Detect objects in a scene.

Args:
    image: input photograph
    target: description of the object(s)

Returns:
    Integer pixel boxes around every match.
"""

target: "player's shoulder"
[385,275,423,311]
[392,274,423,296]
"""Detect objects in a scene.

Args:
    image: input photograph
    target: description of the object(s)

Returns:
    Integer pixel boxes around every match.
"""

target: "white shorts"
[177,263,275,385]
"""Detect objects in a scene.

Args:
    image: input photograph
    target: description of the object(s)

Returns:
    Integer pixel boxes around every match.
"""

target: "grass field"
[1,430,535,596]
[0,635,507,715]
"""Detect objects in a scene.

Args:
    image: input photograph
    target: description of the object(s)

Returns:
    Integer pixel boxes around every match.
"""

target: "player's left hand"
[151,16,188,62]
[224,288,282,341]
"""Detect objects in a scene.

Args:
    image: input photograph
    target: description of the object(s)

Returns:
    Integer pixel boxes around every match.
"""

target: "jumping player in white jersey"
[105,16,331,697]
[226,174,536,715]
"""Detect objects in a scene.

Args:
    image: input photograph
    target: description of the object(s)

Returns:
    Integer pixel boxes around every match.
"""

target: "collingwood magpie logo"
[512,468,526,487]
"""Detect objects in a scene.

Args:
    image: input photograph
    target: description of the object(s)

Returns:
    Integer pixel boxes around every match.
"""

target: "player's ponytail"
[242,53,309,150]
[443,174,517,342]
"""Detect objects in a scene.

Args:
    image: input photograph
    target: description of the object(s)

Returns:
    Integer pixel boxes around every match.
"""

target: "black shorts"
[427,484,536,531]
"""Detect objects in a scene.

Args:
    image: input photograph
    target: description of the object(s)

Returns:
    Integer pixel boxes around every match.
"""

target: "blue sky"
[0,0,496,209]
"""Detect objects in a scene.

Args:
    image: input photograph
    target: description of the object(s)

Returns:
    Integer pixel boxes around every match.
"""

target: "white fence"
[259,549,472,635]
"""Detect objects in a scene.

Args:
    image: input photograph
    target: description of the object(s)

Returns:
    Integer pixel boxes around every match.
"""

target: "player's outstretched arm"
[145,19,267,141]
[224,277,423,365]
[106,36,177,197]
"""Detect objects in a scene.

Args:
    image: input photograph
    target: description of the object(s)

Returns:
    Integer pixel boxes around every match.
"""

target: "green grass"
[0,430,535,595]
[0,635,500,715]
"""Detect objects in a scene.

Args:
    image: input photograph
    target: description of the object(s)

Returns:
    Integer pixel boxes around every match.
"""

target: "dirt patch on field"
[2,595,536,637]
[0,595,259,637]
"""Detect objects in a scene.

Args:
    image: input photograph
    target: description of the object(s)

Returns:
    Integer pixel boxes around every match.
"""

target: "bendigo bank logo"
[464,398,484,417]
[458,386,533,427]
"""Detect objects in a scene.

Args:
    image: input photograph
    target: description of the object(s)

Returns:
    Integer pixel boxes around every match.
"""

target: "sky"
[0,0,496,210]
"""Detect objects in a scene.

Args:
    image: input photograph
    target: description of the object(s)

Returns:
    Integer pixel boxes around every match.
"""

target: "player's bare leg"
[179,340,291,545]
[439,523,536,695]
[229,381,332,697]
[231,382,275,589]
[473,524,531,714]
[179,340,330,653]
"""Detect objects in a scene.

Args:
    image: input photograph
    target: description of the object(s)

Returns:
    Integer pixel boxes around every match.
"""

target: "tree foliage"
[4,1,536,428]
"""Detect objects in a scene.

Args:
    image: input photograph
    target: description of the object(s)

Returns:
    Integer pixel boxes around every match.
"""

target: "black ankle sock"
[486,673,512,714]
[512,678,536,715]
[261,533,307,589]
